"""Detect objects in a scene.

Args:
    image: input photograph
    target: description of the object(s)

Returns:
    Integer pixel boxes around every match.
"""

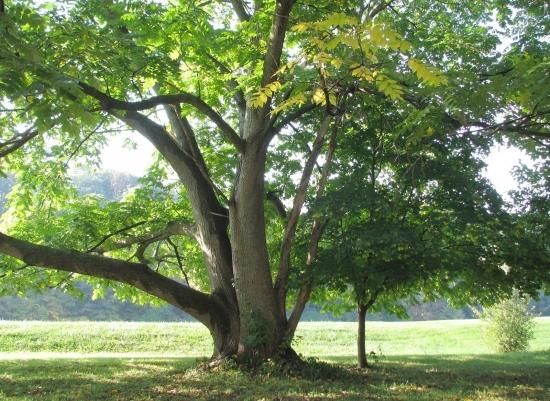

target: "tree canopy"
[0,0,548,361]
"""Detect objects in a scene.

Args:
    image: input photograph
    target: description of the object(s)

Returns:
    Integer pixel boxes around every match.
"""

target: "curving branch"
[86,220,150,253]
[0,128,40,158]
[166,237,190,286]
[0,232,217,327]
[266,191,287,219]
[78,82,244,152]
[203,52,247,135]
[260,0,296,87]
[463,111,550,141]
[270,103,318,134]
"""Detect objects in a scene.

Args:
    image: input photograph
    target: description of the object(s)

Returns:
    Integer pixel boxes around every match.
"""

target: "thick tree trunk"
[357,302,368,369]
[229,139,284,358]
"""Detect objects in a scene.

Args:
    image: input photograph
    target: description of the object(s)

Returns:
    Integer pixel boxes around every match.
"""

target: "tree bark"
[357,302,368,369]
[230,139,283,357]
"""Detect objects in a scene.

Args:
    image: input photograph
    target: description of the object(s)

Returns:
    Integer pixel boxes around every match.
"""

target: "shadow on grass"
[0,351,548,401]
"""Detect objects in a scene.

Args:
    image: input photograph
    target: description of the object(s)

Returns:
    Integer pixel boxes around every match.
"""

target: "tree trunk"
[230,139,285,359]
[357,302,368,369]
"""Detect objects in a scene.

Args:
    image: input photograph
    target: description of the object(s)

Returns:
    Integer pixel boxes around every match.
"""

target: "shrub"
[479,289,535,352]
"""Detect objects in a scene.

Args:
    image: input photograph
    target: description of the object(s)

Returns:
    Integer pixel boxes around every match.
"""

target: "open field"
[0,318,549,400]
[1,318,549,357]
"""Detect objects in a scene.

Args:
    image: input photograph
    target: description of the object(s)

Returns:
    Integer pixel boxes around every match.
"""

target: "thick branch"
[229,0,251,22]
[245,0,295,142]
[285,218,328,337]
[274,115,331,314]
[261,0,295,87]
[368,0,398,20]
[78,82,244,152]
[118,110,236,307]
[163,104,210,173]
[266,191,287,219]
[0,232,215,327]
[0,128,40,158]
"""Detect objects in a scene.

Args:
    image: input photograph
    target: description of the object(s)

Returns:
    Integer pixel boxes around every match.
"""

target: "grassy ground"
[0,318,549,400]
[1,318,548,356]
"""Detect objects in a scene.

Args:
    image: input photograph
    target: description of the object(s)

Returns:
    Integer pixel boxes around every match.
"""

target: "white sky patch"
[99,132,155,175]
[483,144,533,196]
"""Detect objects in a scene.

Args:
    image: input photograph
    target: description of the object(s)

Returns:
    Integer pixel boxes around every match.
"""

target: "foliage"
[478,289,536,352]
[309,97,514,317]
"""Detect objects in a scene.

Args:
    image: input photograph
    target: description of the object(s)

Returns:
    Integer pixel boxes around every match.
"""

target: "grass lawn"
[0,318,548,400]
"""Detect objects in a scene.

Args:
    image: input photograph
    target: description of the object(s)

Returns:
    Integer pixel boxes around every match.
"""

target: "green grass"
[0,321,212,355]
[1,318,548,356]
[0,319,549,400]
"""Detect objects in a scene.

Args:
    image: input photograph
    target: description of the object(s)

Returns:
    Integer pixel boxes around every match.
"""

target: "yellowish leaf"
[249,91,268,108]
[142,77,157,91]
[340,35,359,49]
[408,59,448,86]
[376,75,404,100]
[312,88,326,105]
[331,57,343,68]
[249,81,283,108]
[351,65,374,81]
[314,52,332,64]
[314,13,358,30]
[270,92,307,115]
[291,22,310,33]
[169,49,180,61]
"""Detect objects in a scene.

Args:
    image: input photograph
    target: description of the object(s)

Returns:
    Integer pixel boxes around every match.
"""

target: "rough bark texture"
[230,139,283,357]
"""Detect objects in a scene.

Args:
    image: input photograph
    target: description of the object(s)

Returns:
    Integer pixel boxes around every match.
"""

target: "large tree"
[0,0,548,361]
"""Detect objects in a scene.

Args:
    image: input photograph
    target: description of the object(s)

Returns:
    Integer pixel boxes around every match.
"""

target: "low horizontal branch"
[0,232,214,327]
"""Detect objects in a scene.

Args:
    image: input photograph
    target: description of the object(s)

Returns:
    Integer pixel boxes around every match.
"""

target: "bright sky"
[100,132,155,175]
[483,145,532,196]
[99,136,529,198]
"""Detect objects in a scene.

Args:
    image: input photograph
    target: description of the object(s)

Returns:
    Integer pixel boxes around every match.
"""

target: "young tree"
[309,99,520,368]
[0,0,548,362]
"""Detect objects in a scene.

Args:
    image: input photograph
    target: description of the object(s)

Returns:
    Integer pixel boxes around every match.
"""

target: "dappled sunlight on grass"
[1,321,548,400]
[0,351,548,400]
